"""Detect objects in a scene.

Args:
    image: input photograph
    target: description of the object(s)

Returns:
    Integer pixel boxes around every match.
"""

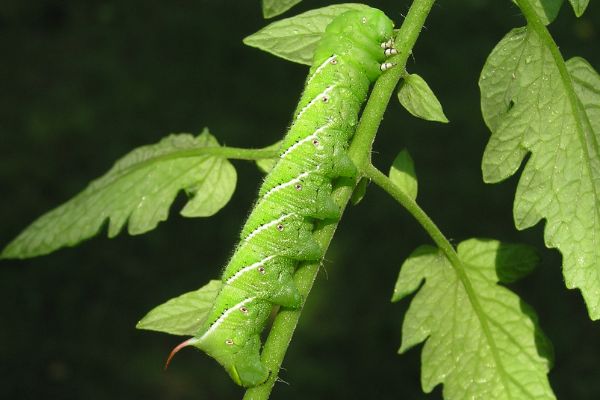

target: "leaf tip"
[135,319,147,330]
[481,167,503,184]
[397,343,410,355]
[242,35,253,46]
[437,114,450,124]
[0,247,12,260]
[391,286,414,303]
[1,240,35,260]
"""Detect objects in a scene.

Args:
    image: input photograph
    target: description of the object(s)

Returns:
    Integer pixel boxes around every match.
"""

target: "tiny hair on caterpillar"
[165,6,396,387]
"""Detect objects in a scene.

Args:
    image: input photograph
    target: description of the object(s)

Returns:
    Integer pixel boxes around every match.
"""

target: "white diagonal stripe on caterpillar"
[306,55,337,86]
[280,134,318,159]
[295,85,337,121]
[243,213,295,242]
[261,172,311,201]
[280,123,330,159]
[200,297,257,339]
[225,255,276,285]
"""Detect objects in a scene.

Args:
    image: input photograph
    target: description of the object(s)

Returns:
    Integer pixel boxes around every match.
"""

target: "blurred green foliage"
[1,1,599,399]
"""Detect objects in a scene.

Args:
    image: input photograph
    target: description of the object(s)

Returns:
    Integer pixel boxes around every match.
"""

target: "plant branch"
[363,164,461,269]
[243,0,436,398]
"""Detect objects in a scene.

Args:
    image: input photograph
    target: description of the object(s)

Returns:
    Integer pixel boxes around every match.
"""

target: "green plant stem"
[364,164,462,273]
[243,0,436,398]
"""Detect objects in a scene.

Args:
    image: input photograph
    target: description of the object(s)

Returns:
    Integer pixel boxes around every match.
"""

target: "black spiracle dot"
[225,339,234,345]
[312,139,320,146]
[276,224,284,231]
[240,306,248,313]
[322,95,329,103]
[330,58,338,65]
[258,266,266,274]
[294,183,302,191]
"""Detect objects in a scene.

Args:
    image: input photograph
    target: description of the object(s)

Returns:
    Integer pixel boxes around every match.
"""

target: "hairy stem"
[243,0,436,398]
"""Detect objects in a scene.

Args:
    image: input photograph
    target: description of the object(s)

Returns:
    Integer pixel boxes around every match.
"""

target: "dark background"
[1,1,599,399]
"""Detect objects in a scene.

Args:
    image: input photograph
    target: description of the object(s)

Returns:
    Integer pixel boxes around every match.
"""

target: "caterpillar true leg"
[380,38,394,49]
[380,62,396,71]
[380,37,398,71]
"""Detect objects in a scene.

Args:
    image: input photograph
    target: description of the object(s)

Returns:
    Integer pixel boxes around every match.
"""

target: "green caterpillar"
[166,7,395,387]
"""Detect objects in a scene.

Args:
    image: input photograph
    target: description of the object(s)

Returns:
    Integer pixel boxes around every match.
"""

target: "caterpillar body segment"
[223,256,301,308]
[265,125,359,183]
[246,173,341,231]
[169,7,395,387]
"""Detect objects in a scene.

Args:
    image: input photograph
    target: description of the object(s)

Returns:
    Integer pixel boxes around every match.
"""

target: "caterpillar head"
[313,9,395,81]
[360,9,395,43]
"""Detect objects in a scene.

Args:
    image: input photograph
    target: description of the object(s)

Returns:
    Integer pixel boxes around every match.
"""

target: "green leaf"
[262,0,302,19]
[350,177,370,205]
[392,239,554,399]
[388,149,418,200]
[2,130,237,259]
[244,3,372,65]
[255,141,282,173]
[513,0,564,24]
[397,74,449,123]
[567,0,589,16]
[137,280,222,336]
[480,26,600,319]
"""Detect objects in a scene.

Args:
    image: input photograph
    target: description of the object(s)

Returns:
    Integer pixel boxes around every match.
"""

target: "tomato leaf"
[480,26,600,319]
[393,239,554,399]
[244,3,372,65]
[2,130,236,259]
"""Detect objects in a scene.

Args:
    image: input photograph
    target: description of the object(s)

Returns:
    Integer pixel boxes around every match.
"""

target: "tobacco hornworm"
[166,7,395,387]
